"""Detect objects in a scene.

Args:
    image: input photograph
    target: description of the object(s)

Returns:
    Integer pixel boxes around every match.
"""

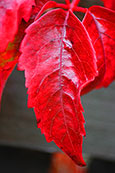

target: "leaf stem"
[35,1,68,21]
[35,0,87,21]
[74,7,87,13]
[70,0,80,11]
[56,2,87,13]
[56,3,68,9]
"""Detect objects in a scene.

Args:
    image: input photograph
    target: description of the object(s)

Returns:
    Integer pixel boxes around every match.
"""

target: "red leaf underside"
[19,8,97,166]
[82,6,115,94]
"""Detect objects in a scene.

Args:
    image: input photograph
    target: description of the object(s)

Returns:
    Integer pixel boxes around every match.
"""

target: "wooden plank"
[82,83,115,160]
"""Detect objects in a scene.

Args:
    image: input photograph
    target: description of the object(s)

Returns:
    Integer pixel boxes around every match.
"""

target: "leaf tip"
[71,154,86,167]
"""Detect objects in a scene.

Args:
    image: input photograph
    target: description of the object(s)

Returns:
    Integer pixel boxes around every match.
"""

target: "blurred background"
[0,0,115,172]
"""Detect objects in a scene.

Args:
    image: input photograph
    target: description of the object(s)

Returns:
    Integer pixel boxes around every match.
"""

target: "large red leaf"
[102,0,115,10]
[82,6,115,94]
[18,9,97,166]
[0,0,35,52]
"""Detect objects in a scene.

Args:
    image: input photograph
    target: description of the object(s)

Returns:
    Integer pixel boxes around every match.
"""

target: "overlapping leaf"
[19,9,97,166]
[35,0,50,8]
[82,6,115,94]
[0,0,35,103]
[0,22,24,103]
[102,0,115,10]
[0,42,18,104]
[0,0,35,52]
[31,0,50,18]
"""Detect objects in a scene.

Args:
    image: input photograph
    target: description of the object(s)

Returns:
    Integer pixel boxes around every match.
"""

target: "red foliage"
[82,6,115,94]
[0,0,35,103]
[0,0,34,52]
[0,0,115,167]
[102,0,115,10]
[18,9,97,166]
[0,51,18,104]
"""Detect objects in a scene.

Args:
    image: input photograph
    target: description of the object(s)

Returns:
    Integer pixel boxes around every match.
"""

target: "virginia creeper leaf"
[0,0,37,103]
[0,42,18,104]
[19,9,97,166]
[31,0,50,17]
[35,1,58,21]
[0,18,34,103]
[82,6,115,94]
[0,0,35,52]
[102,0,115,10]
[35,0,50,8]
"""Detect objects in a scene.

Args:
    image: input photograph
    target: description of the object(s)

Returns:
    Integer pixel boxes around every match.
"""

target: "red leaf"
[0,0,35,52]
[82,6,115,94]
[31,0,50,17]
[102,0,115,10]
[19,9,97,166]
[0,18,34,103]
[35,0,50,8]
[35,1,58,21]
[0,42,18,104]
[0,0,36,104]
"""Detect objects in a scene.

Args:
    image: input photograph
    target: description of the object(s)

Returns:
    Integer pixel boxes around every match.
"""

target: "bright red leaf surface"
[0,0,34,52]
[19,9,97,166]
[82,6,115,94]
[102,0,115,10]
